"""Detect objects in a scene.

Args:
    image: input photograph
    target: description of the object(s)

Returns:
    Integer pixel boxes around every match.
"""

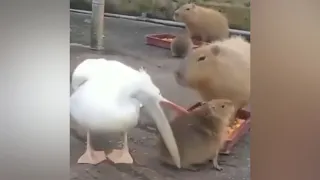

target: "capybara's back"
[214,35,250,62]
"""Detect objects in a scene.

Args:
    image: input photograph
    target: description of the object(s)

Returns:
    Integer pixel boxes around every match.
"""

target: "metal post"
[90,0,105,50]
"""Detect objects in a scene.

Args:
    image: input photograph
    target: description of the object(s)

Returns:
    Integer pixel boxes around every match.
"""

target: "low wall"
[70,0,250,31]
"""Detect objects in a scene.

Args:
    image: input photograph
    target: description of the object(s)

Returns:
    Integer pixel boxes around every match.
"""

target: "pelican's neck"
[121,76,147,105]
[130,89,146,104]
[127,74,148,99]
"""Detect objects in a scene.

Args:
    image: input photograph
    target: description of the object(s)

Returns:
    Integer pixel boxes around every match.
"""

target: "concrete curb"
[70,9,250,39]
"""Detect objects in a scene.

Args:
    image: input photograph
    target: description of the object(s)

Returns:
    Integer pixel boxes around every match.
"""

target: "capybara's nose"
[174,12,179,17]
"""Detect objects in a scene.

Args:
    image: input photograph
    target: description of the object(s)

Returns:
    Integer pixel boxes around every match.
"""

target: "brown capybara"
[158,99,235,171]
[173,3,229,43]
[174,36,250,124]
[170,34,193,58]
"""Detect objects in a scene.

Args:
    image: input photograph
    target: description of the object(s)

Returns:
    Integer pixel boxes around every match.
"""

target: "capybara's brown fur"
[158,99,235,171]
[173,3,229,43]
[174,36,250,124]
[170,34,193,58]
[213,35,250,62]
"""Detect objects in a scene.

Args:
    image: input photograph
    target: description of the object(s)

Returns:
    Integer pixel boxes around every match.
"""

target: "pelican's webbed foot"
[107,149,133,164]
[77,149,106,165]
[77,131,107,165]
[106,132,133,164]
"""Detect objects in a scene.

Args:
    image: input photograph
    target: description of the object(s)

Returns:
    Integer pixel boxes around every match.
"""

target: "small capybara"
[158,99,235,171]
[170,33,193,58]
[174,36,250,124]
[173,3,229,43]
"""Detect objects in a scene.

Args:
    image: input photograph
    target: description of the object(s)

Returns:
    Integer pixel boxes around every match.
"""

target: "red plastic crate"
[183,102,251,155]
[145,33,202,50]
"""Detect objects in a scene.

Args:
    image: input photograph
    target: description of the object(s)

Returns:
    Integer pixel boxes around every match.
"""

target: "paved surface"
[70,12,250,180]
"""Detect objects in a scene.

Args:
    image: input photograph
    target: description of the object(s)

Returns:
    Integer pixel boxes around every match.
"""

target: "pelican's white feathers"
[70,59,151,132]
[71,59,137,91]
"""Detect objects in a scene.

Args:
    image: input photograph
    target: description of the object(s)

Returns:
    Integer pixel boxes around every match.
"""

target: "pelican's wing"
[70,70,142,131]
[71,59,142,91]
[70,59,144,125]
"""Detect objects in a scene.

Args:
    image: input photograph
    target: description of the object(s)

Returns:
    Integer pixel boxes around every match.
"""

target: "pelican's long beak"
[159,98,189,116]
[143,97,182,168]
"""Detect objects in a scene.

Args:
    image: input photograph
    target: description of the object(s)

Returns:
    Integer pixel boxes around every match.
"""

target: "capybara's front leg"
[211,150,223,171]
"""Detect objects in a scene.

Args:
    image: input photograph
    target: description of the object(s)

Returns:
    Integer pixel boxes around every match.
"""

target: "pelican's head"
[133,67,162,100]
[131,67,186,168]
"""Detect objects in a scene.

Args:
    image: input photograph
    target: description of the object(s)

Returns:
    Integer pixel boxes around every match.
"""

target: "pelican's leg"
[106,132,133,164]
[77,131,106,165]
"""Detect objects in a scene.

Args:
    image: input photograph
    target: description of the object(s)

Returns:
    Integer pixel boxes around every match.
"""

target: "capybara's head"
[174,44,222,88]
[192,99,235,123]
[206,99,235,119]
[173,3,197,22]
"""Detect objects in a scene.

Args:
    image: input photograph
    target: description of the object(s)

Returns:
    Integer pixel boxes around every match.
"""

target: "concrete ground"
[70,12,250,180]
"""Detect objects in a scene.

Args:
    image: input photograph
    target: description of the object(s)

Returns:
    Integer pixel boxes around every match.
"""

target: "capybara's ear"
[210,45,221,56]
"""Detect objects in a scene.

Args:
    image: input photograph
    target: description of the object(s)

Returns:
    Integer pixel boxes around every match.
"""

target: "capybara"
[158,99,235,171]
[170,33,193,58]
[173,3,229,43]
[174,36,250,124]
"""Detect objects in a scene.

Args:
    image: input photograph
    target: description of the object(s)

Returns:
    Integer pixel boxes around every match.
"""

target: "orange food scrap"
[227,119,245,137]
[162,38,173,42]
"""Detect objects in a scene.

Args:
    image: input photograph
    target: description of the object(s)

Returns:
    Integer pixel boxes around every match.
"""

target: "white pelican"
[70,59,187,168]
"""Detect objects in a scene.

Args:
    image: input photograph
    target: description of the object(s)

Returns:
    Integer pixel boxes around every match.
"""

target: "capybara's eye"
[221,105,225,108]
[197,56,206,62]
[186,8,190,10]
